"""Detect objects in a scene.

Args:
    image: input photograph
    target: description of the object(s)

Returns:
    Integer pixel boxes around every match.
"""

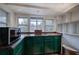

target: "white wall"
[0,5,17,27]
[56,5,79,34]
[71,6,79,22]
[8,12,17,27]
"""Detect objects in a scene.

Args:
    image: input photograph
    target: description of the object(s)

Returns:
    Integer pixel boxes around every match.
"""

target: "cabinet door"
[33,36,44,54]
[13,40,24,55]
[24,37,34,54]
[54,36,61,53]
[45,36,55,53]
[44,36,61,54]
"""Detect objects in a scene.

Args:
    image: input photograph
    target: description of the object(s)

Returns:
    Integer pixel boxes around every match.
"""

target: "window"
[37,19,44,31]
[58,22,78,34]
[30,18,44,32]
[30,19,37,32]
[76,22,79,34]
[73,22,79,34]
[18,16,54,32]
[58,24,62,32]
[18,17,28,32]
[45,20,53,32]
[0,9,7,27]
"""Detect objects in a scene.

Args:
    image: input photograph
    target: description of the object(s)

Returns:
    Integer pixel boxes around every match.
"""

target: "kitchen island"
[0,33,62,55]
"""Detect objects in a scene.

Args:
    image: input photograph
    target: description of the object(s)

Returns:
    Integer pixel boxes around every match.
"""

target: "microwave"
[0,27,21,46]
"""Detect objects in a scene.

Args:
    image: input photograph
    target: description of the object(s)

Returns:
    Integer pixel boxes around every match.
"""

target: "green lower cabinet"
[24,37,34,55]
[0,38,24,55]
[11,39,24,55]
[24,36,45,55]
[0,42,24,55]
[13,41,24,55]
[24,35,61,55]
[44,36,61,54]
[33,36,45,54]
[0,35,61,55]
[0,49,11,55]
[45,36,55,53]
[54,36,61,54]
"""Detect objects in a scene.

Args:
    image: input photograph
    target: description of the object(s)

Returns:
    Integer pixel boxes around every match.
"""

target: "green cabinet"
[12,39,24,55]
[24,36,44,55]
[0,48,11,55]
[24,37,34,54]
[33,36,45,54]
[0,39,24,55]
[45,36,55,53]
[44,36,61,54]
[0,34,62,55]
[24,35,62,55]
[54,36,61,53]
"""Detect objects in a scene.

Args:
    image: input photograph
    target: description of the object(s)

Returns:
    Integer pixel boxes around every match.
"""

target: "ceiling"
[0,3,79,16]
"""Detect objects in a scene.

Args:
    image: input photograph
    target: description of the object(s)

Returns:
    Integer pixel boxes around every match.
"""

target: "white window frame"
[45,20,54,32]
[0,9,8,27]
[18,17,29,32]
